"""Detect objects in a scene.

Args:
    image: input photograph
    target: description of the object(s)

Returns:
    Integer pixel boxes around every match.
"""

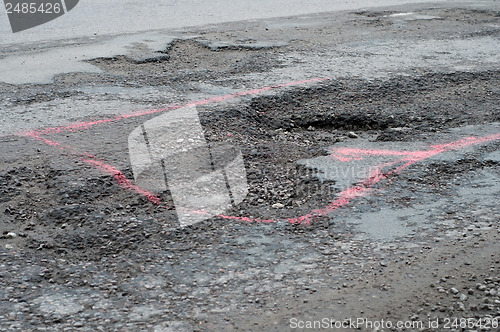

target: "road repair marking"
[18,78,330,136]
[15,78,500,226]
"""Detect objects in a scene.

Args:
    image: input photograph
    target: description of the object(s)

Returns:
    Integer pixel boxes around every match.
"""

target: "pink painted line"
[19,131,162,205]
[18,77,331,137]
[330,148,416,161]
[21,130,94,157]
[14,77,330,209]
[20,123,500,225]
[217,133,500,225]
[82,159,162,205]
[15,76,499,226]
[330,134,500,163]
[217,165,388,225]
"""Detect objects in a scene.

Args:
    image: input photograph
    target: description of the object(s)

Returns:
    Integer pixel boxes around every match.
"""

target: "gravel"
[1,3,499,331]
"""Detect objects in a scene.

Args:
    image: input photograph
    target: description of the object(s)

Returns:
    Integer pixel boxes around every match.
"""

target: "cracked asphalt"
[0,1,499,331]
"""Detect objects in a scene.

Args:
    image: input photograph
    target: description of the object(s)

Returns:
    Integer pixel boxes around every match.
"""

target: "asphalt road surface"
[0,1,499,331]
[1,0,452,45]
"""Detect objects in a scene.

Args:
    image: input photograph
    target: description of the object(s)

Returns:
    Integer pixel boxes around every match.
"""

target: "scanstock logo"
[4,0,79,33]
[128,106,249,228]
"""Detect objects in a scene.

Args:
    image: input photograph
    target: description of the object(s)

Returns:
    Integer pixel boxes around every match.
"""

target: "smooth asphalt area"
[0,0,456,45]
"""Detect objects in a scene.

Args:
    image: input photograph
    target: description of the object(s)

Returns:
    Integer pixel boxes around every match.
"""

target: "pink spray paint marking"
[15,76,500,226]
[21,130,93,157]
[16,78,329,207]
[330,135,500,173]
[17,77,330,137]
[217,133,500,225]
[22,129,500,225]
[19,131,162,205]
[82,159,162,205]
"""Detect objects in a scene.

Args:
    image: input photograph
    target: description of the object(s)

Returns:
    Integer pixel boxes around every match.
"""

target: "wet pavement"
[0,1,499,331]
